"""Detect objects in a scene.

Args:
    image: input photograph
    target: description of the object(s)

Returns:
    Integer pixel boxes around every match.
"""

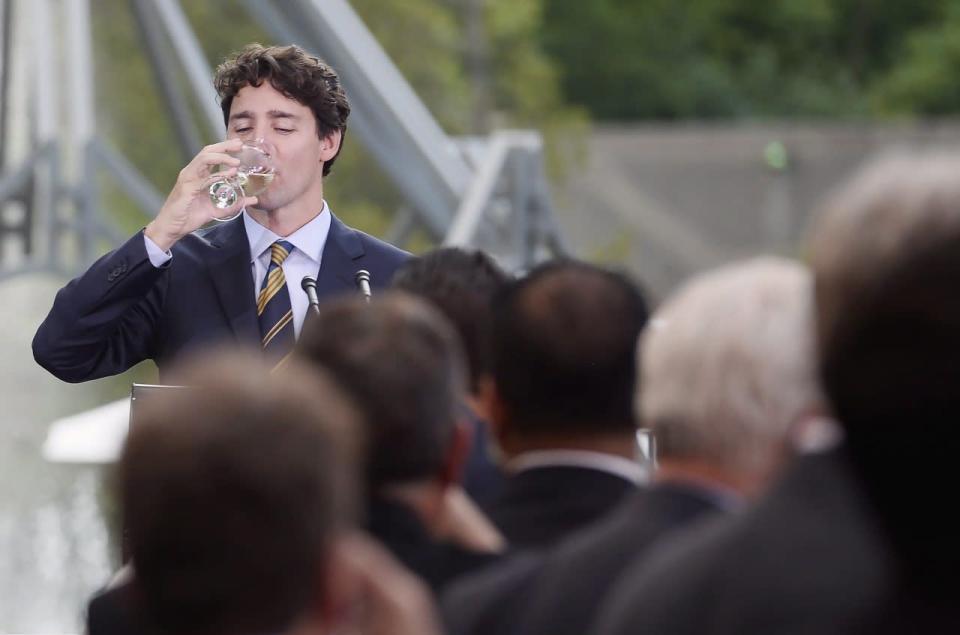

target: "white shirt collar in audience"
[507,449,645,485]
[244,201,331,266]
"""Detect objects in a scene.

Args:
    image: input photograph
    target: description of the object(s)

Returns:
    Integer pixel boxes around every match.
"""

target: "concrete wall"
[553,122,960,299]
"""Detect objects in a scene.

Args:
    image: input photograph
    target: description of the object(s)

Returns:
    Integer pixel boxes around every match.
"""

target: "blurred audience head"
[392,247,511,397]
[810,152,960,434]
[807,152,960,565]
[640,257,821,495]
[295,292,469,491]
[487,260,649,450]
[120,351,360,635]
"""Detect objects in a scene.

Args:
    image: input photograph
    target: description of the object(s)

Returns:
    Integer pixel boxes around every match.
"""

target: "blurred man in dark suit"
[34,44,407,383]
[514,256,820,635]
[296,293,503,594]
[478,260,649,549]
[392,247,512,509]
[443,257,822,635]
[88,351,443,635]
[596,153,960,635]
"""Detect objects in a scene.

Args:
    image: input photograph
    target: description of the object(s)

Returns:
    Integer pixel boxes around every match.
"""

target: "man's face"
[226,82,340,212]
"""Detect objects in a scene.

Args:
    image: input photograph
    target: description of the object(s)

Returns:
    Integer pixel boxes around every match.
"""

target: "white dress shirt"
[506,449,647,485]
[144,203,332,338]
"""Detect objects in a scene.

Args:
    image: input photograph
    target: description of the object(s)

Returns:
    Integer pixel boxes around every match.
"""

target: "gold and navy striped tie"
[257,240,295,363]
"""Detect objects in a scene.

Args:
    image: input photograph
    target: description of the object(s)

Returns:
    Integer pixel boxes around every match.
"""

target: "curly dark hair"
[214,43,350,176]
[392,248,512,393]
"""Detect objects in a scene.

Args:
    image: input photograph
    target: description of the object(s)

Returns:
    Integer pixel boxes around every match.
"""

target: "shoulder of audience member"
[590,514,733,635]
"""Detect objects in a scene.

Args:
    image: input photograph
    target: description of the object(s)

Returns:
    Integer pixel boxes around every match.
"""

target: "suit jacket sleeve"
[32,230,168,383]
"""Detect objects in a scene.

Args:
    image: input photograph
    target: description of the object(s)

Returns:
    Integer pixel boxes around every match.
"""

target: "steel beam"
[151,0,224,138]
[130,0,204,160]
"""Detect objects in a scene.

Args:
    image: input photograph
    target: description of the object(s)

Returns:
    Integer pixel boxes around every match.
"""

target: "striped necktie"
[257,240,295,363]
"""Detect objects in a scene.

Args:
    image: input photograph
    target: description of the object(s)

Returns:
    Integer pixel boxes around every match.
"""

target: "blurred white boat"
[42,398,129,464]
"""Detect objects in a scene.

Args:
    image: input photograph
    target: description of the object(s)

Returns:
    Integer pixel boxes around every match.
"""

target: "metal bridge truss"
[0,0,567,281]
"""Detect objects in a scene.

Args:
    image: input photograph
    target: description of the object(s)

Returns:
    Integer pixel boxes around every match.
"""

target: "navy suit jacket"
[33,213,410,382]
[594,450,912,635]
[487,466,637,550]
[441,483,719,635]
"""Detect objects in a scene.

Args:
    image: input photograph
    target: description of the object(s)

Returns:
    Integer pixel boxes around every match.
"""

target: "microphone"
[301,276,321,316]
[354,270,372,303]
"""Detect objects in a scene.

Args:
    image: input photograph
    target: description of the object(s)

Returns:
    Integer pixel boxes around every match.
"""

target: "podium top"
[130,384,188,426]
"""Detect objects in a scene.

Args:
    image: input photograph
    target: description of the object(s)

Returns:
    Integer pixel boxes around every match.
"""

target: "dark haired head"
[214,43,350,176]
[392,247,511,393]
[121,352,359,635]
[295,292,467,489]
[809,152,960,591]
[491,260,649,436]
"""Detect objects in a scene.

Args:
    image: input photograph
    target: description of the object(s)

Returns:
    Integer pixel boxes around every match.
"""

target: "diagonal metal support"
[444,131,566,269]
[130,0,204,160]
[90,140,165,219]
[2,0,568,280]
[151,0,224,139]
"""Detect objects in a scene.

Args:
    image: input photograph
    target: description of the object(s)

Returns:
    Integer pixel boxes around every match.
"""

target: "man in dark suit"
[513,257,821,635]
[87,351,445,635]
[442,258,822,635]
[295,293,504,594]
[443,261,651,634]
[477,261,649,550]
[595,153,960,635]
[392,247,513,510]
[33,43,408,382]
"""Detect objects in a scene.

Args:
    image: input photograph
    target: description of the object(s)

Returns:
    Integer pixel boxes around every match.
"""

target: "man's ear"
[477,376,509,448]
[320,129,342,163]
[438,421,472,489]
[313,533,358,629]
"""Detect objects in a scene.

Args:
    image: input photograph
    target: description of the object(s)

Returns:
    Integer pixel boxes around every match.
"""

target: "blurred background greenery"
[91,0,960,248]
[92,0,588,241]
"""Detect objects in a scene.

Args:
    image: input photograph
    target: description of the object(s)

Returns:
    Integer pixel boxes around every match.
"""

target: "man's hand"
[326,532,444,635]
[435,486,506,553]
[145,139,259,251]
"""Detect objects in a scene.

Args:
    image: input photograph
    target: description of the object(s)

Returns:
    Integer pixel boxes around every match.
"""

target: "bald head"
[491,260,649,436]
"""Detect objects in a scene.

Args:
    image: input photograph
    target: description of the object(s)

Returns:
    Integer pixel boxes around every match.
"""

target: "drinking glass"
[208,139,276,221]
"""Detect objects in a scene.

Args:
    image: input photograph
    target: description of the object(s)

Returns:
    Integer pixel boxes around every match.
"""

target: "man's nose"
[257,137,278,156]
[245,135,277,157]
[246,133,276,155]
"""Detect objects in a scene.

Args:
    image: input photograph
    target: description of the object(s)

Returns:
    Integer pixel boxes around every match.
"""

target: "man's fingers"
[182,152,240,183]
[202,138,244,154]
[196,152,241,172]
[204,168,238,186]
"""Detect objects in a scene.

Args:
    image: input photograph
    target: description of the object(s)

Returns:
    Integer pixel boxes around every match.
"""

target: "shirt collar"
[506,449,646,485]
[243,201,332,265]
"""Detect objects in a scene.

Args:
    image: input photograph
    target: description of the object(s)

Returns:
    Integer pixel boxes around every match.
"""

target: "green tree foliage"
[540,0,948,119]
[870,3,960,116]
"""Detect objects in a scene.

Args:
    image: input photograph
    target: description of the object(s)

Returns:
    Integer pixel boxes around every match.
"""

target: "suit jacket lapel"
[315,213,366,301]
[204,218,260,344]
